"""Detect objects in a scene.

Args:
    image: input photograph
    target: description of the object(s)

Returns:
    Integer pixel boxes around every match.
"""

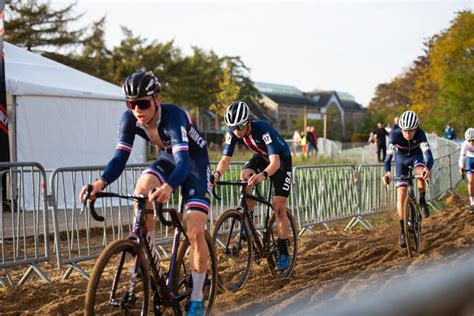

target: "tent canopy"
[5,42,124,100]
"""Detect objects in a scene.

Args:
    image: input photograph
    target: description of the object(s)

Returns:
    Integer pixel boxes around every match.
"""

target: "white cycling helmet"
[224,101,250,126]
[465,127,474,141]
[399,110,419,130]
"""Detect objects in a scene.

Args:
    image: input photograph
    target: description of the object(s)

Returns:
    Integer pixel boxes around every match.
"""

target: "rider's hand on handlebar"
[248,172,264,186]
[210,171,221,187]
[382,172,391,186]
[422,167,431,180]
[148,183,173,204]
[79,178,107,203]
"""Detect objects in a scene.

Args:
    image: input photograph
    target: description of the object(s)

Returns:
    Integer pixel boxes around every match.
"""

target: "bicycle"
[211,180,297,292]
[81,185,217,315]
[399,166,427,258]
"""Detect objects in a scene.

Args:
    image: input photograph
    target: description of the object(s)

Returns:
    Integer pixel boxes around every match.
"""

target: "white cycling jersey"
[458,140,474,168]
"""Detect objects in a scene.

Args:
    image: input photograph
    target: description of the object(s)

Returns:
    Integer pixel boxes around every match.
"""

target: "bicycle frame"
[83,189,191,308]
[215,181,274,260]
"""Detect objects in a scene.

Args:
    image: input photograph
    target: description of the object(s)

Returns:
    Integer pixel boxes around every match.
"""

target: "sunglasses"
[401,129,416,133]
[230,122,247,131]
[126,98,153,110]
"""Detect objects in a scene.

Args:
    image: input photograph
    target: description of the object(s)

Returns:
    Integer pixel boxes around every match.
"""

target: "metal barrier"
[48,161,253,279]
[0,136,463,285]
[291,164,360,236]
[0,162,51,287]
[356,163,396,219]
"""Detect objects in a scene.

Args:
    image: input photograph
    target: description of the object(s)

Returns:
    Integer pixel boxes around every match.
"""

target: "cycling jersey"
[459,140,474,174]
[384,128,434,187]
[101,103,211,214]
[223,120,292,197]
[223,121,292,158]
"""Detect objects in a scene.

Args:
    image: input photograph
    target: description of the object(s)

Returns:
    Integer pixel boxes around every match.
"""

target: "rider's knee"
[187,224,205,243]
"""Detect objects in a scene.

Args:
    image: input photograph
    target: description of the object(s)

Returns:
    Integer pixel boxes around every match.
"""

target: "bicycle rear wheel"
[84,239,150,315]
[171,231,217,315]
[210,209,253,292]
[264,208,298,279]
[404,198,421,257]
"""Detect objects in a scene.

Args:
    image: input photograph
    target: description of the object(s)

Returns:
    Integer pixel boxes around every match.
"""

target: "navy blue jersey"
[102,103,209,190]
[384,128,434,173]
[223,121,291,158]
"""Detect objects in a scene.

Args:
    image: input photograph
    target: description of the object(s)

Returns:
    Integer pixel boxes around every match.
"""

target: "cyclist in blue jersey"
[212,101,293,270]
[459,128,474,214]
[80,71,210,315]
[383,110,434,248]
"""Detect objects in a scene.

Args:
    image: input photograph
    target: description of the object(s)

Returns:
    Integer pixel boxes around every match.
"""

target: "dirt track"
[0,194,473,315]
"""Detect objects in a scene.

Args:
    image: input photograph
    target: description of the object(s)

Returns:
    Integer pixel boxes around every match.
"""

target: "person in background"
[310,126,318,157]
[444,123,456,140]
[392,116,400,132]
[373,121,389,163]
[292,130,301,155]
[459,128,474,214]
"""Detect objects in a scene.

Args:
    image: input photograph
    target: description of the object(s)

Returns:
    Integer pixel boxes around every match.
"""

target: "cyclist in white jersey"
[459,128,474,214]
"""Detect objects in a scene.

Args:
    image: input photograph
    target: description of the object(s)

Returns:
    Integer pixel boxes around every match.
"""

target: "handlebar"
[81,185,175,227]
[212,179,269,205]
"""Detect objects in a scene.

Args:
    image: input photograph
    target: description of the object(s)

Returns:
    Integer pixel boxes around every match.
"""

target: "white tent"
[4,42,145,170]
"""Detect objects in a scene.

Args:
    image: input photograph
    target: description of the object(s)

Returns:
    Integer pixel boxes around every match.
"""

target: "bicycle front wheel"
[84,239,150,315]
[171,231,217,315]
[265,208,298,279]
[211,209,253,292]
[404,198,422,257]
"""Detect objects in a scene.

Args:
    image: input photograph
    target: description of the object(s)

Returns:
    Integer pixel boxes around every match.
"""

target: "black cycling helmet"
[122,71,161,99]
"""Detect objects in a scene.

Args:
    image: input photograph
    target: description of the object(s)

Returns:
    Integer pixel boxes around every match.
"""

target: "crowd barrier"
[0,162,51,287]
[0,138,463,285]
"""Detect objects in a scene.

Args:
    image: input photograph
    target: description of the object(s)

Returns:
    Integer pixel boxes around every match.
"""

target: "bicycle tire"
[264,208,298,278]
[404,198,420,258]
[171,231,217,315]
[84,239,150,315]
[210,209,253,292]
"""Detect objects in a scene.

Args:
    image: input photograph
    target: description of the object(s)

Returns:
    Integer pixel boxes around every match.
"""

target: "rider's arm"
[384,143,395,172]
[264,154,281,176]
[215,155,232,178]
[165,121,192,190]
[458,141,467,169]
[101,112,135,185]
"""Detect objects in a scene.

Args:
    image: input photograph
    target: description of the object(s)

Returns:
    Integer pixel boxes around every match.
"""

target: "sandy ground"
[0,194,473,315]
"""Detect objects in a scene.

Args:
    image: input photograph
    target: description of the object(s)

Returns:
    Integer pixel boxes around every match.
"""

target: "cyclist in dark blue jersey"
[80,71,210,315]
[383,110,434,248]
[212,101,293,271]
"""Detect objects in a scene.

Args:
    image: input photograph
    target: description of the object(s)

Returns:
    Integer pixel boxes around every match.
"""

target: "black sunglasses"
[126,98,153,110]
[230,122,248,131]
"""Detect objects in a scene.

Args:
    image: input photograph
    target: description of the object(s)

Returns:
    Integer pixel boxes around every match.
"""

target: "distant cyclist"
[79,71,211,315]
[459,128,474,214]
[383,110,434,248]
[212,101,293,270]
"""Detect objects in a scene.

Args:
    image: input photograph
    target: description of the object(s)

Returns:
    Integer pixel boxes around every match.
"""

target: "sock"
[147,229,156,253]
[470,196,474,206]
[419,191,426,202]
[190,271,206,301]
[399,219,404,233]
[278,238,289,256]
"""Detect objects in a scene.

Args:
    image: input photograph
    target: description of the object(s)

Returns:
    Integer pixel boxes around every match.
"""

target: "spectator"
[444,123,456,140]
[392,116,400,131]
[300,131,307,158]
[373,121,389,163]
[306,126,317,157]
[292,130,301,155]
[310,126,318,157]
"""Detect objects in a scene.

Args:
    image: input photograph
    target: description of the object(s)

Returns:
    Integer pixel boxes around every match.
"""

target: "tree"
[5,0,84,53]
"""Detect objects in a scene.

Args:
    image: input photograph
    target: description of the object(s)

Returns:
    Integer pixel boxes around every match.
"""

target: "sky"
[55,0,473,106]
